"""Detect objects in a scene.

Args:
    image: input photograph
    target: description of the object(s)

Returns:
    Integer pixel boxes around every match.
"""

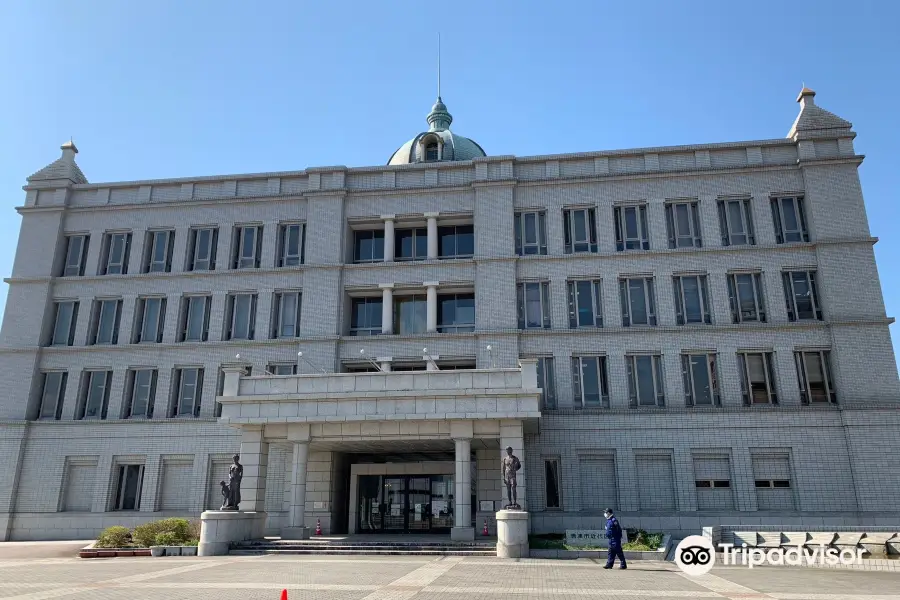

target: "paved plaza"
[0,554,897,600]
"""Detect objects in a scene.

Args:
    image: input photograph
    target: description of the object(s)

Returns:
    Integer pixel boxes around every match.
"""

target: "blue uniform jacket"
[605,516,622,546]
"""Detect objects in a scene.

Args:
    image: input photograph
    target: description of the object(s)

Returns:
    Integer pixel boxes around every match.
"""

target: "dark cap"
[604,508,614,514]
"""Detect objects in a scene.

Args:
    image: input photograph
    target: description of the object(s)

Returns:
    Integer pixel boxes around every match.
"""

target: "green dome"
[388,97,486,166]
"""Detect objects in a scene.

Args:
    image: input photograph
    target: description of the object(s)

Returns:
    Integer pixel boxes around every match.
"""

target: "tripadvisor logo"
[674,535,864,575]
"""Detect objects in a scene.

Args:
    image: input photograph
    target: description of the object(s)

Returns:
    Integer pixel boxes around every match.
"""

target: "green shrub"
[154,531,180,546]
[623,529,664,551]
[188,519,201,541]
[95,526,131,548]
[157,518,191,543]
[132,518,192,547]
[183,539,200,547]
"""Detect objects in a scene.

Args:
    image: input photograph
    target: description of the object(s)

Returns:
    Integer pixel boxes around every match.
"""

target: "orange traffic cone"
[482,519,489,536]
[315,518,322,536]
[280,590,288,600]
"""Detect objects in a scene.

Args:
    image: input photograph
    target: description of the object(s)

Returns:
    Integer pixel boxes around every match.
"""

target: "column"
[452,437,475,541]
[283,441,310,539]
[382,215,395,262]
[379,283,393,334]
[238,426,269,514]
[378,357,392,372]
[425,282,438,333]
[425,212,439,259]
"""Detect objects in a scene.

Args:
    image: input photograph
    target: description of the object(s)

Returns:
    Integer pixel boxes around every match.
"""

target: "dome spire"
[426,33,452,131]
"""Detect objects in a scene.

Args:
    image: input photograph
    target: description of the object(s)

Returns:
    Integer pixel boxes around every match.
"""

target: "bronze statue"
[501,446,522,509]
[220,454,243,510]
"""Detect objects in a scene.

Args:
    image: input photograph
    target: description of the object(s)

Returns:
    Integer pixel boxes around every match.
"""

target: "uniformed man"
[603,508,627,569]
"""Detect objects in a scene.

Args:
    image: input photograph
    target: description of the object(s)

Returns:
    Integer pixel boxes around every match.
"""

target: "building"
[1,88,898,542]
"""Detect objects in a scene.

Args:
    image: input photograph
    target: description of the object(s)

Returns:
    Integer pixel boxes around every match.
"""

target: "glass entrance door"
[407,477,431,532]
[382,477,406,531]
[357,474,455,533]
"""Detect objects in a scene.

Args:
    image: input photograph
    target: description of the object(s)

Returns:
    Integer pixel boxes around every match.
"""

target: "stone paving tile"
[161,560,421,586]
[0,559,173,584]
[63,590,367,600]
[712,566,900,595]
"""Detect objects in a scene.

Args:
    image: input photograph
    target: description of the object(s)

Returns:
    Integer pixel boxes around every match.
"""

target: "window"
[718,198,755,246]
[350,297,383,336]
[425,141,439,161]
[439,225,474,258]
[738,352,778,405]
[50,300,78,346]
[534,357,557,410]
[795,350,836,404]
[179,295,211,342]
[755,479,791,488]
[272,291,302,338]
[172,367,203,417]
[681,354,720,406]
[544,459,561,509]
[143,230,174,273]
[514,211,548,255]
[563,208,598,254]
[354,230,385,263]
[665,201,702,248]
[438,293,475,333]
[39,372,67,420]
[61,235,89,276]
[517,282,551,329]
[277,223,305,267]
[232,225,262,269]
[267,363,298,375]
[395,228,427,261]
[771,196,809,243]
[88,299,122,345]
[572,356,609,408]
[125,369,157,418]
[225,293,257,340]
[626,355,665,407]
[695,480,731,489]
[78,370,111,420]
[674,275,711,325]
[394,295,427,335]
[100,232,131,275]
[620,277,656,326]
[567,280,602,328]
[782,271,822,321]
[134,297,166,343]
[113,464,144,511]
[727,272,766,323]
[187,227,218,271]
[614,205,650,251]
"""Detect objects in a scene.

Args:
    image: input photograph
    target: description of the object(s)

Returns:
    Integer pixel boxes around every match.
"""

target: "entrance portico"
[217,360,541,542]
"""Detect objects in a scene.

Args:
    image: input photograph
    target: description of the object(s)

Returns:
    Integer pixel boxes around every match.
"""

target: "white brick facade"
[0,89,898,541]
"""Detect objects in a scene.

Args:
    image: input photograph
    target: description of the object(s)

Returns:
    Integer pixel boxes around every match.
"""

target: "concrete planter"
[529,534,672,561]
[150,546,165,557]
[164,546,181,556]
[181,546,198,556]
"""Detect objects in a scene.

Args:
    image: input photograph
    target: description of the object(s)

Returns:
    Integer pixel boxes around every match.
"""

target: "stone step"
[230,548,496,556]
[236,545,493,551]
[236,542,495,549]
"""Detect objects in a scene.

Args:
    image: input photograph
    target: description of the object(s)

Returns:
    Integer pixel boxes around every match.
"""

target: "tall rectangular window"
[738,352,778,405]
[718,198,755,246]
[535,357,556,410]
[225,293,257,340]
[514,211,548,256]
[100,232,131,275]
[665,201,702,248]
[267,363,298,375]
[172,367,203,417]
[620,277,656,326]
[125,369,157,418]
[782,271,823,321]
[572,356,609,408]
[728,272,766,323]
[517,282,551,329]
[272,291,302,338]
[143,229,174,273]
[134,297,166,343]
[61,234,89,276]
[277,223,305,267]
[39,371,67,420]
[88,299,122,345]
[113,464,144,511]
[350,297,383,335]
[180,295,211,342]
[626,354,665,407]
[232,225,262,269]
[78,370,112,420]
[439,225,474,258]
[771,196,809,243]
[795,350,836,404]
[354,230,385,263]
[50,300,78,346]
[394,295,427,335]
[681,354,720,407]
[674,275,711,325]
[567,280,602,328]
[438,293,475,333]
[614,205,650,251]
[544,459,561,509]
[395,228,428,261]
[187,227,218,271]
[563,208,598,253]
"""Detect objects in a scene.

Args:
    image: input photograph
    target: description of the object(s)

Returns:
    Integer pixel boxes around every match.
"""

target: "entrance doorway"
[357,474,456,533]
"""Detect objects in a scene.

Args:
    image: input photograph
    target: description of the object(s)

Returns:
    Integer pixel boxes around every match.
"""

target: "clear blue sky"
[1,1,899,360]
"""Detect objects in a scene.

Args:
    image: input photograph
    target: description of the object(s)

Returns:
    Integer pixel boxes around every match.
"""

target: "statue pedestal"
[281,526,310,540]
[496,510,529,558]
[198,510,267,556]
